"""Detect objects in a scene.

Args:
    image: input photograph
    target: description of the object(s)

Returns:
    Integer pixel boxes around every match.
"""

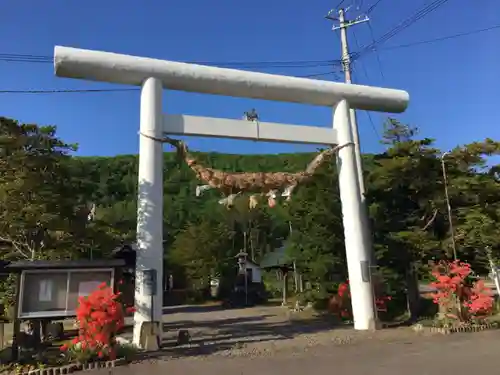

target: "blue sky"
[1,0,499,157]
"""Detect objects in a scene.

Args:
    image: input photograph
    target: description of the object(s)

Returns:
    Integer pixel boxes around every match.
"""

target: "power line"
[349,36,382,141]
[367,22,385,81]
[364,110,381,140]
[366,0,384,14]
[0,53,343,69]
[374,0,452,46]
[379,24,500,51]
[354,70,382,141]
[0,55,51,63]
[5,21,497,72]
[336,0,347,9]
[300,71,339,78]
[353,0,452,60]
[0,88,138,94]
[4,22,496,68]
[6,11,498,97]
[0,71,339,95]
[351,31,385,105]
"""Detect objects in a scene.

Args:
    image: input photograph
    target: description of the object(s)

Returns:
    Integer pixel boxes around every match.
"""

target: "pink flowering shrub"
[430,260,494,323]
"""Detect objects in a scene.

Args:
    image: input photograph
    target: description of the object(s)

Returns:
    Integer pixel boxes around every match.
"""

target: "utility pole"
[441,152,458,260]
[326,7,379,329]
[326,7,369,197]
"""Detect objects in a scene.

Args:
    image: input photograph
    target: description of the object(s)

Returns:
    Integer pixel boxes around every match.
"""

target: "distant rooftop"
[260,247,293,270]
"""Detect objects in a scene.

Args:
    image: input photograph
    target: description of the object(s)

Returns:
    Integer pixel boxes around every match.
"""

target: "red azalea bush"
[60,282,135,362]
[430,260,494,323]
[465,279,494,317]
[328,280,392,320]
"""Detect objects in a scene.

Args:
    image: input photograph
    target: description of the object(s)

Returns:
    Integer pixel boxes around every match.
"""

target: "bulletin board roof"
[6,259,125,272]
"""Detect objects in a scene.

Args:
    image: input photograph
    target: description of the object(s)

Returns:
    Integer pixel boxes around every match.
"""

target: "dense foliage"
[1,116,500,315]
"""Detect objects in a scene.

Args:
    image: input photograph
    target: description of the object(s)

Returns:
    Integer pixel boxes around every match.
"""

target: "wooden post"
[282,269,288,307]
[11,273,21,361]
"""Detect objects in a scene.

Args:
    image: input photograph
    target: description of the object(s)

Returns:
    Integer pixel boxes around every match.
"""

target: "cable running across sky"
[352,0,452,60]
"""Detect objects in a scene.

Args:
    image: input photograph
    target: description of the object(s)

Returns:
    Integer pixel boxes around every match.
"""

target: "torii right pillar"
[334,99,376,330]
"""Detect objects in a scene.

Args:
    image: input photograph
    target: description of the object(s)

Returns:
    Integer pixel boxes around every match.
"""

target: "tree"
[443,139,500,271]
[169,216,234,290]
[0,117,117,261]
[367,119,444,318]
[94,201,137,245]
[0,118,76,259]
[286,152,346,296]
[222,197,284,263]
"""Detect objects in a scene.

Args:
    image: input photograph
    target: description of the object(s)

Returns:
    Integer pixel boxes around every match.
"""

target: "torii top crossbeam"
[54,46,409,113]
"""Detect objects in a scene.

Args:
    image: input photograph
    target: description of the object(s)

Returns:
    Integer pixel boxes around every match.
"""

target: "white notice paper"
[78,281,103,297]
[39,280,53,302]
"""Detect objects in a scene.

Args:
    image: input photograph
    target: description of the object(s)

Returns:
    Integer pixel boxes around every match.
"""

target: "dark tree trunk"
[405,264,421,321]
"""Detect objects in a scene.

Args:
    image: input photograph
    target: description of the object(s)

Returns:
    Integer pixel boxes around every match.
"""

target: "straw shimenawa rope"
[140,132,352,208]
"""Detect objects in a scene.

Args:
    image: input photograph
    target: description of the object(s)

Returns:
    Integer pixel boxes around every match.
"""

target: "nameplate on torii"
[162,114,338,145]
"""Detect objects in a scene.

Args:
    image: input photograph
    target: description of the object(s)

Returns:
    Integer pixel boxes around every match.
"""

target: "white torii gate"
[54,46,409,348]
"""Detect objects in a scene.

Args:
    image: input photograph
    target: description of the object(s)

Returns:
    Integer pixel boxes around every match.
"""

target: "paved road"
[115,303,500,374]
[97,329,500,375]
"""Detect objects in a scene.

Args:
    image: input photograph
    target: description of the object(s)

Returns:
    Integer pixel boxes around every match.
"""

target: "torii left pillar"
[134,77,164,349]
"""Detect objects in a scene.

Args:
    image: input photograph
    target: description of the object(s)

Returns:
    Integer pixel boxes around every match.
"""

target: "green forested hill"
[76,150,346,244]
[76,149,377,225]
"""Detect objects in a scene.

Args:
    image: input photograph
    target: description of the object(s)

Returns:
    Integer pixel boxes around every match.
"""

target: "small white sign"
[39,280,53,302]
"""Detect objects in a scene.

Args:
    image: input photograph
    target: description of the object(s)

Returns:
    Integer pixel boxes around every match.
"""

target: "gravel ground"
[156,304,422,357]
[100,304,500,374]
